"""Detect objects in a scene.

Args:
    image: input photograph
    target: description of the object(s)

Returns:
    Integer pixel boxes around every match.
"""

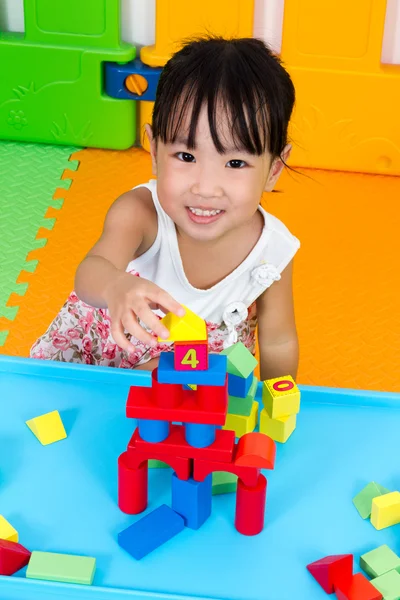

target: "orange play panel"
[1,147,399,392]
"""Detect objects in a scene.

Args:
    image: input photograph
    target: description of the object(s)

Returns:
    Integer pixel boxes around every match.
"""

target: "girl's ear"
[264,144,292,192]
[145,124,157,175]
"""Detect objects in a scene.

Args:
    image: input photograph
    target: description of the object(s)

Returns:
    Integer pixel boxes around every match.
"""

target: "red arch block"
[193,457,260,487]
[123,448,191,480]
[235,432,276,469]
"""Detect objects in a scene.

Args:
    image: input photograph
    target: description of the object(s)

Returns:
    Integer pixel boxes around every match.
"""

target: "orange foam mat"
[1,146,399,392]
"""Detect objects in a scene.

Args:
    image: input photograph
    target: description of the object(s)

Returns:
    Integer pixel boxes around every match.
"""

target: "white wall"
[1,0,399,64]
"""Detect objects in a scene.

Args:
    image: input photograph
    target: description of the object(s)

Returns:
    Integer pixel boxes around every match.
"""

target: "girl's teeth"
[189,207,222,216]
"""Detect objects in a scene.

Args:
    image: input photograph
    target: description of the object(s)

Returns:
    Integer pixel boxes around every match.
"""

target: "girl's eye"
[176,152,196,163]
[227,159,247,169]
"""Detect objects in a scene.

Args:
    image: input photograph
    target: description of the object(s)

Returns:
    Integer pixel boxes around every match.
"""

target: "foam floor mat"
[0,140,78,345]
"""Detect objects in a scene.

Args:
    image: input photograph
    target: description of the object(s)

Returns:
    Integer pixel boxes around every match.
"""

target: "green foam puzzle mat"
[0,140,78,346]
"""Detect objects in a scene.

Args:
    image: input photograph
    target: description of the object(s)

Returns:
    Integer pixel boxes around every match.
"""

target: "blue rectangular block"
[158,352,227,386]
[171,474,212,530]
[118,504,184,560]
[228,372,253,397]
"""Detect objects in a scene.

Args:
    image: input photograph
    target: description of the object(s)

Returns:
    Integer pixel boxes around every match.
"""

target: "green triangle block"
[353,482,390,519]
[221,342,258,378]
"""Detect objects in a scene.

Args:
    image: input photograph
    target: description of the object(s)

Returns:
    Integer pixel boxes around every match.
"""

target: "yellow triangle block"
[26,410,67,446]
[158,306,207,342]
[0,515,18,542]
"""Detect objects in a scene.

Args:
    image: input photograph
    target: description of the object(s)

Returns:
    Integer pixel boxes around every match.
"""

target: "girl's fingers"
[135,303,170,340]
[110,320,136,352]
[148,287,185,319]
[122,310,158,347]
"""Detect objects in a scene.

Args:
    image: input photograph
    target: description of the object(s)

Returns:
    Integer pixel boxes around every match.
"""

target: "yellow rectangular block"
[223,401,258,439]
[371,492,400,530]
[0,515,18,542]
[26,410,67,446]
[262,375,300,419]
[259,409,296,443]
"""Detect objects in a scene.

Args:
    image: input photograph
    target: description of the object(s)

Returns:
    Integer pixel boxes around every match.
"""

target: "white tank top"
[125,179,300,354]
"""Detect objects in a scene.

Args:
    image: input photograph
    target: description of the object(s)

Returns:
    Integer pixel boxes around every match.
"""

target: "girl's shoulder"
[257,205,300,272]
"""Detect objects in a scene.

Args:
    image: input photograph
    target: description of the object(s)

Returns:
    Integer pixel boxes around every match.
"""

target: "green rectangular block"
[221,342,258,379]
[353,481,390,519]
[212,472,238,495]
[370,569,400,600]
[228,376,258,416]
[361,545,400,578]
[26,551,96,585]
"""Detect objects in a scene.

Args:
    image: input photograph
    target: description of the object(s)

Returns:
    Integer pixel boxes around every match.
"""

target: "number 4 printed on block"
[174,340,208,372]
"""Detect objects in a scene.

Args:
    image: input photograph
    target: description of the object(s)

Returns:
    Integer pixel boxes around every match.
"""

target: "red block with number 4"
[174,340,208,371]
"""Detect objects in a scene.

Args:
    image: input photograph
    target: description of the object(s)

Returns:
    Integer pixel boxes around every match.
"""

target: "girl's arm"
[256,260,299,382]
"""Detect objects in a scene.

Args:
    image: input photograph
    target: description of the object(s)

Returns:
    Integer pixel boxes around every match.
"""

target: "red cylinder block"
[235,474,267,536]
[118,451,148,515]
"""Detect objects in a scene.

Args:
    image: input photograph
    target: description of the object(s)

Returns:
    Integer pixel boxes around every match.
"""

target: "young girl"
[30,36,300,382]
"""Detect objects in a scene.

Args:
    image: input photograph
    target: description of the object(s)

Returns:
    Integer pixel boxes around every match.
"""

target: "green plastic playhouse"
[0,0,136,148]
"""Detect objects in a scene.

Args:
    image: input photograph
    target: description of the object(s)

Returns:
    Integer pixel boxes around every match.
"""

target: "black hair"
[151,36,295,161]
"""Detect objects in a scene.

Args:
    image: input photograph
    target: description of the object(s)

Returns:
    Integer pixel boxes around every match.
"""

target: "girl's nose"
[191,178,223,199]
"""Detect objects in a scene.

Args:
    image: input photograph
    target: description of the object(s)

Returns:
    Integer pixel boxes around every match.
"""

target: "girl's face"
[147,105,288,243]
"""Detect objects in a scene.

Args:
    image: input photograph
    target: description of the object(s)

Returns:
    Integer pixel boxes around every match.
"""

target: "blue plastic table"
[1,355,399,600]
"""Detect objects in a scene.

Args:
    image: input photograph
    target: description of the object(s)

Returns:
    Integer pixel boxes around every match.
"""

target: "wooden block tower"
[117,308,276,559]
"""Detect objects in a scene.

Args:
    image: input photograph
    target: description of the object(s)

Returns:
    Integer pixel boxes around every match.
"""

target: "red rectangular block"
[126,377,228,425]
[335,573,382,600]
[130,424,235,463]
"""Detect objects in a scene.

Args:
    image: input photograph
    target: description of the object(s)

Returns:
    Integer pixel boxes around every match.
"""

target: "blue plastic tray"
[1,355,400,600]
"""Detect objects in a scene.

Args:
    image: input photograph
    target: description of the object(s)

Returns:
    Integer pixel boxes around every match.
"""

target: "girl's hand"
[103,272,185,352]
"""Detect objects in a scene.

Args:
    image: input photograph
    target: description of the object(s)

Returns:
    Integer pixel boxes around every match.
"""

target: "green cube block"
[228,376,258,416]
[370,569,400,600]
[26,551,96,585]
[221,342,258,379]
[212,472,238,495]
[148,459,169,469]
[361,545,400,578]
[353,482,390,519]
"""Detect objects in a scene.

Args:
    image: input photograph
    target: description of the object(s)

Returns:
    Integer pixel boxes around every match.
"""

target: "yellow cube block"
[223,401,258,438]
[26,410,67,446]
[158,306,207,342]
[0,515,18,542]
[259,409,296,443]
[371,492,400,530]
[262,375,300,419]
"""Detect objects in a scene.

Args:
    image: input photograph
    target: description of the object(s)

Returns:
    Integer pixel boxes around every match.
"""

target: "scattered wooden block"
[0,539,31,576]
[371,492,400,530]
[307,554,353,594]
[353,482,390,519]
[26,410,67,445]
[360,545,400,579]
[0,515,18,543]
[26,551,96,585]
[335,572,383,600]
[370,570,400,600]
